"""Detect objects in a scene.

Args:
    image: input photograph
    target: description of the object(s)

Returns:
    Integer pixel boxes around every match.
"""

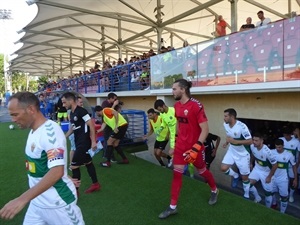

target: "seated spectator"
[256,10,271,27]
[239,17,255,31]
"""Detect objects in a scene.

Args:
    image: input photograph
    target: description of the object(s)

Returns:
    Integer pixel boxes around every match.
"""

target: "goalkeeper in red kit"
[159,79,219,219]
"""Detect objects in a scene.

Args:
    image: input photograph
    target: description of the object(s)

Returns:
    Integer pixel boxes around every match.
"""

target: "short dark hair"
[154,99,165,109]
[282,126,292,135]
[107,92,117,100]
[257,10,263,14]
[275,139,284,146]
[147,108,156,114]
[224,108,237,118]
[94,105,103,112]
[61,92,76,101]
[10,91,40,111]
[252,132,264,139]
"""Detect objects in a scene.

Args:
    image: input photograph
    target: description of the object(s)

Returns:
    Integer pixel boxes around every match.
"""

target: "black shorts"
[154,140,168,150]
[110,124,128,140]
[71,146,92,166]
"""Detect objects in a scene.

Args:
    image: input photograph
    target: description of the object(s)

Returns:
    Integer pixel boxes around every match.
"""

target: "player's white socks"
[242,180,250,198]
[280,200,288,213]
[250,185,260,200]
[289,188,295,198]
[227,168,239,178]
[265,196,272,208]
[272,194,277,205]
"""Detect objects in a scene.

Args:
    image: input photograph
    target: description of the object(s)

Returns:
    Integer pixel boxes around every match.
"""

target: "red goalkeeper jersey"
[174,98,208,152]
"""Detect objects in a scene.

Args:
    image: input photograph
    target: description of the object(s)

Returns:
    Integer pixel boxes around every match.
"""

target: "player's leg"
[84,161,101,194]
[260,172,273,208]
[194,150,218,205]
[278,178,289,213]
[23,202,46,225]
[248,169,261,202]
[271,179,279,209]
[235,153,251,198]
[41,202,85,225]
[113,125,129,164]
[221,150,239,188]
[159,149,185,219]
[154,148,166,166]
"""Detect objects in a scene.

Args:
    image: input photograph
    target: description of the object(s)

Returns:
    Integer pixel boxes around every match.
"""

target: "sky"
[0,0,37,56]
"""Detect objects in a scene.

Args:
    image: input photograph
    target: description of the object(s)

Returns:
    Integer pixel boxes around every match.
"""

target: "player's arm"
[65,127,73,138]
[97,122,106,133]
[168,118,177,149]
[143,122,154,140]
[112,109,119,131]
[266,150,278,183]
[211,133,221,156]
[86,118,97,150]
[292,163,298,188]
[0,166,64,220]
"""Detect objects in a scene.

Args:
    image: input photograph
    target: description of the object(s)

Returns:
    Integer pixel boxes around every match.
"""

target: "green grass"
[0,122,300,225]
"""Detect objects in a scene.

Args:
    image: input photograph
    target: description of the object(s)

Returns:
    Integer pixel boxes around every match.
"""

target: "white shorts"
[222,148,250,175]
[273,177,289,197]
[69,133,76,151]
[249,167,273,192]
[23,201,85,225]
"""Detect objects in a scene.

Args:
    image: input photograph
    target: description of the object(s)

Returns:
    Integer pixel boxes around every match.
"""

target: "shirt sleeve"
[41,123,66,169]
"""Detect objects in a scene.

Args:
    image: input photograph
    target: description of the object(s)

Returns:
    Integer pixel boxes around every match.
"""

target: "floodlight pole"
[0,9,12,93]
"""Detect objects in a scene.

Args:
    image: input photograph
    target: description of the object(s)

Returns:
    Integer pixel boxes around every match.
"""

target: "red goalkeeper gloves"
[183,141,205,163]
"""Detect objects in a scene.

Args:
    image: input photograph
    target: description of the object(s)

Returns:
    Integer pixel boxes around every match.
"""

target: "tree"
[10,71,38,93]
[0,54,5,96]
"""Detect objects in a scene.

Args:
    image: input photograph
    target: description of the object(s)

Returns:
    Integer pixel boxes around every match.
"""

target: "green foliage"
[0,122,299,225]
[37,76,49,86]
[163,73,183,88]
[0,54,5,96]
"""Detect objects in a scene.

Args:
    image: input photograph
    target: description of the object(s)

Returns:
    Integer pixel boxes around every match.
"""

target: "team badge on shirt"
[47,148,64,162]
[184,109,188,116]
[73,116,78,121]
[31,143,36,152]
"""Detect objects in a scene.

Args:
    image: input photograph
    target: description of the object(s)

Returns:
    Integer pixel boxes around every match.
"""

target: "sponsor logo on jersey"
[47,148,64,162]
[25,160,36,173]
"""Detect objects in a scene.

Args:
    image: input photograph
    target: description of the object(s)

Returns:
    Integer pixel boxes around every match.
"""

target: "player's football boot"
[208,189,219,205]
[158,207,178,219]
[117,159,129,164]
[84,182,101,194]
[231,177,239,188]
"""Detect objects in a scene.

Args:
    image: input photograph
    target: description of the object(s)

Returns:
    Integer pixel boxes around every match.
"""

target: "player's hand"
[183,141,204,163]
[292,178,297,188]
[169,148,174,156]
[91,141,97,150]
[114,127,119,133]
[265,175,272,184]
[71,178,81,188]
[0,197,27,220]
[211,148,217,157]
[142,135,147,141]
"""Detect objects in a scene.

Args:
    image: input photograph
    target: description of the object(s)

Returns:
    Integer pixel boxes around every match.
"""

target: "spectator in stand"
[256,10,271,27]
[239,17,255,32]
[39,93,47,117]
[215,15,229,37]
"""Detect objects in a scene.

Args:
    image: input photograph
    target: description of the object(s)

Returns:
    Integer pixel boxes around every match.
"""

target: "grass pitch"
[0,122,299,225]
